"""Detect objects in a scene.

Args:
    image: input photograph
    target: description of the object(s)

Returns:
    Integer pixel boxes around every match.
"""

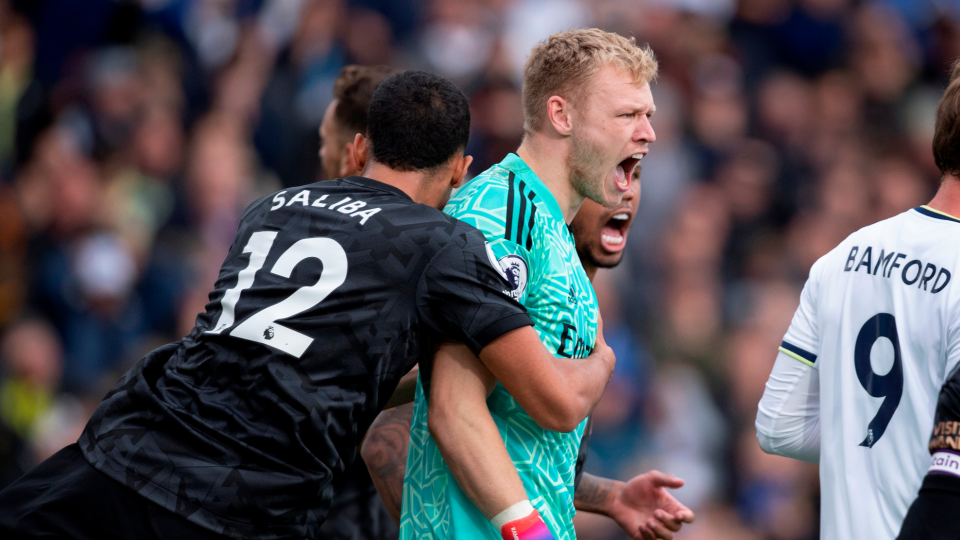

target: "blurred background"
[0,0,957,538]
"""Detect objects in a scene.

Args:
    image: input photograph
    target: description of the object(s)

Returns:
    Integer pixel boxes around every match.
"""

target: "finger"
[653,510,683,532]
[649,470,685,489]
[675,508,696,523]
[637,525,656,540]
[662,499,695,524]
[646,518,675,540]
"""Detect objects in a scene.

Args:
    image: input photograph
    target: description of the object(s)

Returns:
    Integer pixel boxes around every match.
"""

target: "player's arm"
[897,360,960,539]
[427,327,617,505]
[359,402,413,524]
[478,323,615,432]
[756,258,823,463]
[427,342,527,521]
[897,470,960,539]
[574,472,694,540]
[755,351,821,463]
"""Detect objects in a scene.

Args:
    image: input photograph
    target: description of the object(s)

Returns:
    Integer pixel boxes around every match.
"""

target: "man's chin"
[588,250,624,270]
[583,186,623,209]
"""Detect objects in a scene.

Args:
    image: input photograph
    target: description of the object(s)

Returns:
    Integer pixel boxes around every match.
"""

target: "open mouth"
[600,209,632,252]
[615,154,643,191]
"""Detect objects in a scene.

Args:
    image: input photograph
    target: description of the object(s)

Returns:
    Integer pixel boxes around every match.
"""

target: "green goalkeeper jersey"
[400,153,599,539]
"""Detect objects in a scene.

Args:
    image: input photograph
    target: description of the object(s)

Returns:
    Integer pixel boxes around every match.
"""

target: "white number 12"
[206,231,348,357]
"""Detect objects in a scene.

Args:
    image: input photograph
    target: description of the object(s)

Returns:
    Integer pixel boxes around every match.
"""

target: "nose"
[635,115,656,143]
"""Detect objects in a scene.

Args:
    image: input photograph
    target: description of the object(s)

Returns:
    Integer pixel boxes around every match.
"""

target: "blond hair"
[522,28,658,133]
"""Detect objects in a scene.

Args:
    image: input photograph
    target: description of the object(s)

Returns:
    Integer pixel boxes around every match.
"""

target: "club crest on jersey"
[498,254,528,300]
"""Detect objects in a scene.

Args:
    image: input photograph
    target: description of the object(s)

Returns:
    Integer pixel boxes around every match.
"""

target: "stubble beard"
[567,128,615,208]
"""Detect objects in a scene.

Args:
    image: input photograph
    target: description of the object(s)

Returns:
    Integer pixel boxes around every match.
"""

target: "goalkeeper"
[400,29,690,540]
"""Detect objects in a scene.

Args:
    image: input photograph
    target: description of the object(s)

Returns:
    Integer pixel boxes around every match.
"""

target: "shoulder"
[812,216,901,273]
[240,192,276,222]
[446,165,514,218]
[445,164,547,249]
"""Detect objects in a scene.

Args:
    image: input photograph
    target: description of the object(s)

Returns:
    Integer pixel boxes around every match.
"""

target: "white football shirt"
[780,206,960,540]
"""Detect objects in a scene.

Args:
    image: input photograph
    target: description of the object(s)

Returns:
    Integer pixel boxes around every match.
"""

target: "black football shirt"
[79,176,532,539]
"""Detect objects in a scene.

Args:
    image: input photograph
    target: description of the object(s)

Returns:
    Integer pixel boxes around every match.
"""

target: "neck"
[582,262,597,282]
[516,132,585,224]
[927,175,960,219]
[361,161,436,206]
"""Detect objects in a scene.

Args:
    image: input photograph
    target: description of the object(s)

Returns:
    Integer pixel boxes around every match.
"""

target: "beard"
[575,242,624,270]
[567,128,616,208]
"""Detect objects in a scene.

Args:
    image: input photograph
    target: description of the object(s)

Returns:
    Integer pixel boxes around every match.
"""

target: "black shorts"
[0,443,225,540]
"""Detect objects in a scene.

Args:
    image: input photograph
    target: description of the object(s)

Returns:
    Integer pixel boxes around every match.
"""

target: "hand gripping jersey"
[400,153,599,539]
[780,206,960,540]
[79,176,532,540]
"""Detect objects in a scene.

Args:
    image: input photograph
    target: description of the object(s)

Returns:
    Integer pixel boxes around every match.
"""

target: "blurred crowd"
[0,0,958,538]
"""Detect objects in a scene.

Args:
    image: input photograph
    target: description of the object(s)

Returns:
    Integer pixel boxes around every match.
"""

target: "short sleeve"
[416,226,532,358]
[945,299,960,384]
[780,257,825,369]
[930,368,960,454]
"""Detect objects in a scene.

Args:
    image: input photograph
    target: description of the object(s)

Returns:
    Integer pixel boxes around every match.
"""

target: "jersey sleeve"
[416,226,533,358]
[898,367,960,539]
[779,256,825,369]
[755,351,820,463]
[928,367,960,456]
[945,299,960,386]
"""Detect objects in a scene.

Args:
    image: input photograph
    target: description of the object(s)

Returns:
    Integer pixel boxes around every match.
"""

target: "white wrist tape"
[491,500,535,530]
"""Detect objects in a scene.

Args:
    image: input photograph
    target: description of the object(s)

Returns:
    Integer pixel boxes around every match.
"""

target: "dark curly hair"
[367,70,470,172]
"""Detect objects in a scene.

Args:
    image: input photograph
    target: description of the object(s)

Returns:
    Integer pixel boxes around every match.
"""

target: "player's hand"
[607,470,694,540]
[593,314,615,372]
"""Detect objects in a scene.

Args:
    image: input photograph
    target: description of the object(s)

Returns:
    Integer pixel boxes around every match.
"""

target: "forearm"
[756,352,821,463]
[429,343,528,519]
[383,365,419,410]
[479,325,615,432]
[361,403,414,523]
[574,472,623,516]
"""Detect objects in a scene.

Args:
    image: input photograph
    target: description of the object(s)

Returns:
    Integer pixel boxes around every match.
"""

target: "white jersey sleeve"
[779,256,826,368]
[756,258,825,463]
[756,352,821,463]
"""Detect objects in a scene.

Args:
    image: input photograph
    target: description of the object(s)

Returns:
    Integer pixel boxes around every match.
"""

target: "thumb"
[595,314,607,348]
[649,470,685,489]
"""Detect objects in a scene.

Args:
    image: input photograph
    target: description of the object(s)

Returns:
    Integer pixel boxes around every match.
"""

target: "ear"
[546,95,573,136]
[340,139,357,177]
[450,154,473,189]
[352,133,368,173]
